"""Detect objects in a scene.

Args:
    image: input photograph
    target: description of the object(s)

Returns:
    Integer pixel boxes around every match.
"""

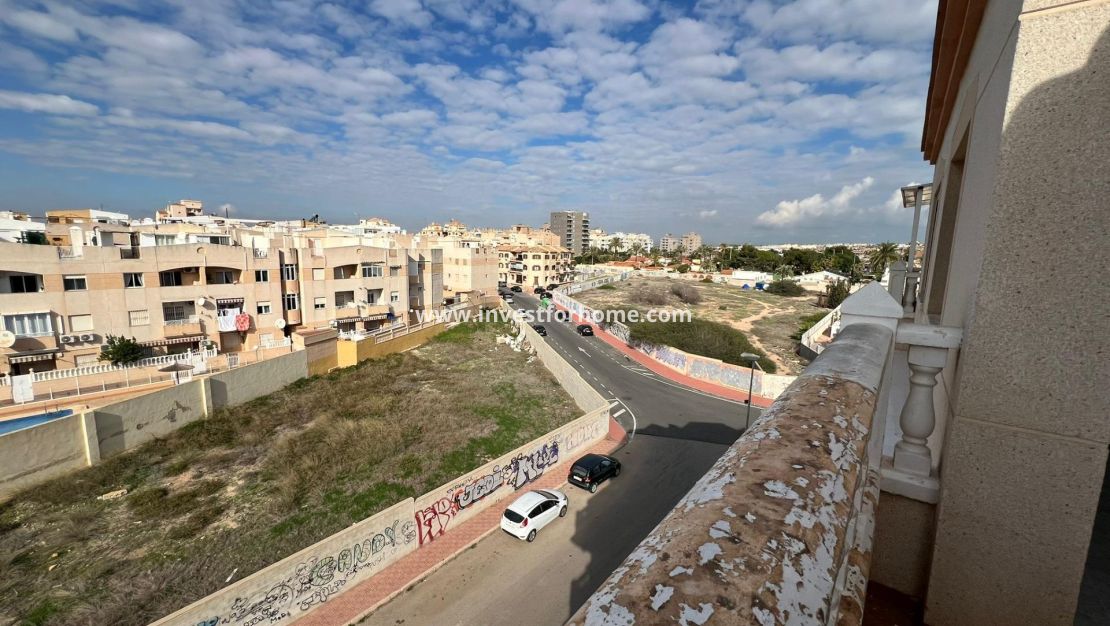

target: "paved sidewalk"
[560,307,775,408]
[295,435,624,626]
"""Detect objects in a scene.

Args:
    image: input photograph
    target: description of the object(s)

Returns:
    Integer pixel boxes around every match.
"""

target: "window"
[154,234,176,246]
[254,269,269,282]
[256,301,271,315]
[68,314,94,332]
[4,312,53,337]
[314,297,326,310]
[8,275,39,293]
[389,266,400,277]
[281,264,298,280]
[210,270,234,284]
[162,303,188,322]
[366,290,379,304]
[129,309,150,326]
[390,291,399,303]
[160,271,183,287]
[313,268,325,281]
[335,291,354,307]
[283,293,298,310]
[75,354,99,367]
[124,272,144,288]
[362,263,383,278]
[63,275,87,291]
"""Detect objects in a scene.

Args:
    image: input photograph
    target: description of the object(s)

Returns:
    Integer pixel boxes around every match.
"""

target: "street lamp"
[899,183,933,315]
[740,352,762,428]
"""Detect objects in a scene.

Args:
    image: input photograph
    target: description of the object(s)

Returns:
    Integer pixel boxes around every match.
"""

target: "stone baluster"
[902,270,920,316]
[887,260,908,301]
[892,323,963,476]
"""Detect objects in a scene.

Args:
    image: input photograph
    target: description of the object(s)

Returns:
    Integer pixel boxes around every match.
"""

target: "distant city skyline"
[0,0,935,243]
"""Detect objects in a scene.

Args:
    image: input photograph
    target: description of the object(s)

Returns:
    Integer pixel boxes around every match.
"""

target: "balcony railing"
[164,315,200,326]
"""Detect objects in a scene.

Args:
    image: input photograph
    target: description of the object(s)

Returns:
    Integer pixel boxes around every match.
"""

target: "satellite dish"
[274,319,287,329]
[0,330,15,348]
[195,297,207,307]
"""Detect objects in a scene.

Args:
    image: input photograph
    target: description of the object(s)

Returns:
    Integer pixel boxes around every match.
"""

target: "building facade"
[659,233,680,254]
[680,232,702,252]
[548,211,590,254]
[496,245,573,288]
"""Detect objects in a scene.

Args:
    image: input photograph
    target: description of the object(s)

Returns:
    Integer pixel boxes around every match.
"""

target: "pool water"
[0,409,75,436]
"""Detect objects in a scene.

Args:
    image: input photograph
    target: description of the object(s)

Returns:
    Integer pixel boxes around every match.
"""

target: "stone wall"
[0,412,87,498]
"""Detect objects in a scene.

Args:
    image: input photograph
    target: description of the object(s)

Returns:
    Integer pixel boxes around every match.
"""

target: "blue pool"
[0,409,75,436]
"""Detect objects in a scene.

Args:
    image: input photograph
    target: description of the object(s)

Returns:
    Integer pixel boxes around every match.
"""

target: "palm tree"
[629,242,645,258]
[869,242,900,278]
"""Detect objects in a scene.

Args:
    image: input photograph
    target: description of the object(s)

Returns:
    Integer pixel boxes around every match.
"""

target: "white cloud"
[757,177,875,226]
[2,9,79,42]
[699,209,718,218]
[370,0,435,28]
[0,90,99,116]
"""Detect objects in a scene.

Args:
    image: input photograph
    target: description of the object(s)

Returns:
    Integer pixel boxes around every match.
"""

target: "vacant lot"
[0,322,579,626]
[577,277,825,374]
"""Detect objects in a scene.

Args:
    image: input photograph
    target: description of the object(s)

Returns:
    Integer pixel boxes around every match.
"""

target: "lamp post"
[740,352,762,428]
[898,183,933,315]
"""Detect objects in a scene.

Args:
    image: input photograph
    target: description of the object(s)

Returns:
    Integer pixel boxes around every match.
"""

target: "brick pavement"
[294,433,625,626]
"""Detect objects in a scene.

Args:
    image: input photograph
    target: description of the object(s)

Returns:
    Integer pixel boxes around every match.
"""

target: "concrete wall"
[514,309,607,413]
[0,413,87,498]
[413,408,610,548]
[336,323,446,367]
[871,492,936,599]
[925,2,1110,624]
[152,498,418,626]
[207,351,308,410]
[93,378,207,458]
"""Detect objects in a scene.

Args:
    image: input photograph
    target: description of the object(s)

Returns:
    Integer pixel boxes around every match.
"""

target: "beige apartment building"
[0,233,438,375]
[497,244,573,288]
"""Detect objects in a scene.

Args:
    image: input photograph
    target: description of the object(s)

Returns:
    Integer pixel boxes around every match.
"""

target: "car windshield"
[503,509,524,523]
[572,466,589,477]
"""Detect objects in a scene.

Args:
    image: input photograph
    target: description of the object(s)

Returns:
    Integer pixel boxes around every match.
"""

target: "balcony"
[163,316,202,338]
[571,283,962,624]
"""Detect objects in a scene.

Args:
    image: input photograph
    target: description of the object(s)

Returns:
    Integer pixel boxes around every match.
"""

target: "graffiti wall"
[154,499,417,626]
[413,407,610,547]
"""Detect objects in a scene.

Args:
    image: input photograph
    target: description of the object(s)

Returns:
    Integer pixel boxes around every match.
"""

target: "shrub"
[764,280,804,297]
[675,264,690,273]
[825,279,850,309]
[597,284,616,290]
[628,318,776,373]
[99,335,144,366]
[631,288,668,306]
[718,305,728,310]
[670,284,703,305]
[699,277,714,283]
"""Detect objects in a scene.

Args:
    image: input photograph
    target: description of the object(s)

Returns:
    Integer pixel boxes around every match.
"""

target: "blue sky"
[0,0,937,243]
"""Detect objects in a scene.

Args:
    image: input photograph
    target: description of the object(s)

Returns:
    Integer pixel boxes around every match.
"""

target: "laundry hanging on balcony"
[216,306,242,332]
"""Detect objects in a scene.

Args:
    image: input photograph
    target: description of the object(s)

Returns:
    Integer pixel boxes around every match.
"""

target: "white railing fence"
[22,348,219,383]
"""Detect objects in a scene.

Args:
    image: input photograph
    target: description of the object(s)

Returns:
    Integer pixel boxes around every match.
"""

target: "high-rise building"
[680,232,702,252]
[549,211,590,255]
[659,233,680,254]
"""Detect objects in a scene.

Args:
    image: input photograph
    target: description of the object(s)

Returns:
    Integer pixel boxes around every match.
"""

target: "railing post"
[892,323,962,477]
[902,271,920,316]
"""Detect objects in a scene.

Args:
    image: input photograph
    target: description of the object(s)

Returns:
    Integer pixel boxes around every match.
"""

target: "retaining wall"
[0,413,87,496]
[336,323,446,366]
[93,378,208,458]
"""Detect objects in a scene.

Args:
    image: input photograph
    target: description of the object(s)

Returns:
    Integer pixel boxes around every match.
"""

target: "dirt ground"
[0,322,579,626]
[576,277,824,375]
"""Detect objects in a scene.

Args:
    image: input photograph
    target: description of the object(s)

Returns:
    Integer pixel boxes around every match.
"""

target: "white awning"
[140,335,204,347]
[7,350,60,364]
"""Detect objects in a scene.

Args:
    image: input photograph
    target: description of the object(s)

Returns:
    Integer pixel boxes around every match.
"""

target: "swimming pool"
[0,409,75,436]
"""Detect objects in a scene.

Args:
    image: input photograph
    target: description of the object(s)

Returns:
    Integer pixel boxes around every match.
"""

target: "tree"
[629,242,645,258]
[765,280,804,296]
[868,242,900,278]
[99,335,145,366]
[825,279,850,309]
[675,263,691,273]
[609,237,623,253]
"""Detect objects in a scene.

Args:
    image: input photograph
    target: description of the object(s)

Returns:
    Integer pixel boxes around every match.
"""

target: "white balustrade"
[892,323,963,477]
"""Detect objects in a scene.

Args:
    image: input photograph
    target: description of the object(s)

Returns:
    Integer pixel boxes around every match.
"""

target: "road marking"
[577,347,592,358]
[612,409,627,418]
[608,398,637,442]
[609,401,620,409]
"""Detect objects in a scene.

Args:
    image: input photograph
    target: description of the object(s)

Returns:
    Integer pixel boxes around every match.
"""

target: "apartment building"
[658,233,680,254]
[0,212,45,243]
[680,232,702,252]
[437,241,498,302]
[0,232,437,375]
[496,245,573,288]
[548,211,590,254]
[155,199,204,222]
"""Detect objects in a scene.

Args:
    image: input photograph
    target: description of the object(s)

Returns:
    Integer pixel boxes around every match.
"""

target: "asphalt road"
[362,293,756,626]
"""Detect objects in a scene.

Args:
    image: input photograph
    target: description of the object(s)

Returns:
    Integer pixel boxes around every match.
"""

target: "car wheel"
[614,466,621,477]
[526,529,537,542]
[589,483,598,493]
[559,505,568,517]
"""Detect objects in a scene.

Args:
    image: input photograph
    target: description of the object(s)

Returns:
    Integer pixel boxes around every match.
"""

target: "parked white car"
[500,489,569,542]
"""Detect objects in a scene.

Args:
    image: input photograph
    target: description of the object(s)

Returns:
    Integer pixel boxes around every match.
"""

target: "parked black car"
[532,324,547,336]
[546,283,559,291]
[568,454,621,493]
[533,286,546,294]
[510,285,523,292]
[576,324,594,336]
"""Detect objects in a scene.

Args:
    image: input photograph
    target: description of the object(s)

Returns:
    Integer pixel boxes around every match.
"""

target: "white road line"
[612,409,627,418]
[607,398,637,442]
[577,347,592,358]
[609,401,620,409]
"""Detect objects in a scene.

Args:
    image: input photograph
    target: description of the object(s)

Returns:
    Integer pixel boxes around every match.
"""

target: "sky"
[0,0,937,244]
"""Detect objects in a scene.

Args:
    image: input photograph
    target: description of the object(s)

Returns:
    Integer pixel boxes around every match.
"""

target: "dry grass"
[0,321,579,626]
[578,277,824,374]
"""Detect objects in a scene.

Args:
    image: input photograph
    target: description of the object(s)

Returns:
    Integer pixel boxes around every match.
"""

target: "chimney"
[69,226,84,257]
